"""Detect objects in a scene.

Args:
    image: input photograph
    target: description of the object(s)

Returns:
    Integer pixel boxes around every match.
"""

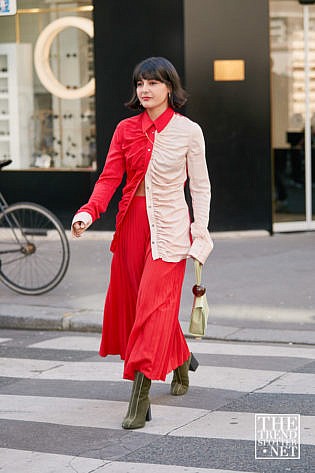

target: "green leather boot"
[122,371,152,429]
[170,353,199,396]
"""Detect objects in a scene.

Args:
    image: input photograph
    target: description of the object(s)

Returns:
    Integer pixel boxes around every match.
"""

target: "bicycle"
[0,159,70,295]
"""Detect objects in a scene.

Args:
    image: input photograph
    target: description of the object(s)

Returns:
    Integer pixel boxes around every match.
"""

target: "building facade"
[0,0,314,233]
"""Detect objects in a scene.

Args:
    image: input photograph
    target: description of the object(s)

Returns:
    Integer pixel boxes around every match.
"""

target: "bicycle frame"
[0,192,30,255]
[0,191,9,211]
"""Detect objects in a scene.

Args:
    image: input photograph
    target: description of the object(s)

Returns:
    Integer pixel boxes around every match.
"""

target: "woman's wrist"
[71,212,93,228]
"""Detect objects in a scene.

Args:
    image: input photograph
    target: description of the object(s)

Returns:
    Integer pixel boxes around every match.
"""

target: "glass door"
[270,0,315,231]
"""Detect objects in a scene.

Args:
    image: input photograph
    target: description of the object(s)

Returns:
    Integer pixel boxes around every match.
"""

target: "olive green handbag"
[189,259,209,337]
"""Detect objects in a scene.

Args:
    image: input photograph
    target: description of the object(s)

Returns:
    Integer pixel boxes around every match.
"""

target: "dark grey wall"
[93,0,272,232]
[0,171,93,228]
[184,0,272,231]
[92,0,185,229]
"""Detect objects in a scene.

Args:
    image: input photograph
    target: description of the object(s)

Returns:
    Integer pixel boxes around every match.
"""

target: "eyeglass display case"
[0,43,33,169]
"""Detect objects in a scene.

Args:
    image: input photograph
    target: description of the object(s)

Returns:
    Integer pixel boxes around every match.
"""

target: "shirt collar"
[142,107,174,133]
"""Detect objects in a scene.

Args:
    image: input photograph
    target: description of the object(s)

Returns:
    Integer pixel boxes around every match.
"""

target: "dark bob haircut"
[125,57,188,110]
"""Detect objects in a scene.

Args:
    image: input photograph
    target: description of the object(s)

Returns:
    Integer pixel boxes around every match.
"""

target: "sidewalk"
[0,231,315,345]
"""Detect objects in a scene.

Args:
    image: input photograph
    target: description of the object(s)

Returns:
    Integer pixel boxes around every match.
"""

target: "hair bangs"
[133,62,167,85]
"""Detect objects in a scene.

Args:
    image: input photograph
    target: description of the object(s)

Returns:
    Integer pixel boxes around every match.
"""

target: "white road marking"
[172,410,314,445]
[0,396,313,445]
[0,448,255,473]
[258,372,315,395]
[0,394,207,436]
[29,336,315,360]
[0,357,285,392]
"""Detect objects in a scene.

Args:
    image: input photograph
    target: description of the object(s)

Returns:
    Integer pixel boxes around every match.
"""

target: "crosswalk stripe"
[29,336,100,351]
[0,395,313,445]
[189,340,315,359]
[29,336,315,359]
[0,448,255,473]
[0,394,207,436]
[0,357,288,392]
[258,372,315,395]
[0,338,11,344]
[173,410,315,445]
[0,448,109,473]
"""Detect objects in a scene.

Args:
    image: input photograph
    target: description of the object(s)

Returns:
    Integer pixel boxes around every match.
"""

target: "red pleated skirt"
[99,196,190,381]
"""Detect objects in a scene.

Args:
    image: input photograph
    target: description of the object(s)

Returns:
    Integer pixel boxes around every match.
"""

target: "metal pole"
[303,5,312,226]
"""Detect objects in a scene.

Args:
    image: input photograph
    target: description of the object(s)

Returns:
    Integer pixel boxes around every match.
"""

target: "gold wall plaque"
[214,60,245,81]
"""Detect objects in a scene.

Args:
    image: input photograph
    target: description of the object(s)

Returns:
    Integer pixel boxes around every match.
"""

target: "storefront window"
[0,0,96,170]
[270,0,315,228]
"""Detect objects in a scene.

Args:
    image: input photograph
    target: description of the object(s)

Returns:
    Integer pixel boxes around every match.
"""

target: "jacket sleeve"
[76,122,125,222]
[186,122,213,264]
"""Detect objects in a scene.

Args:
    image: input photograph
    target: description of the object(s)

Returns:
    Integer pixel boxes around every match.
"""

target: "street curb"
[0,305,101,333]
[1,305,315,345]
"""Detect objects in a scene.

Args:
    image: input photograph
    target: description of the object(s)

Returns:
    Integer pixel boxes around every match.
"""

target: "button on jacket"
[73,107,213,264]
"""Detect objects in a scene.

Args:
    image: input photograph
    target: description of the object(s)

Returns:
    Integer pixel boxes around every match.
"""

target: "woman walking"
[72,57,213,429]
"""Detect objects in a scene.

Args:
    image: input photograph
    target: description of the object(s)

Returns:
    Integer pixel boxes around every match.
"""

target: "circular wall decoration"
[34,16,95,100]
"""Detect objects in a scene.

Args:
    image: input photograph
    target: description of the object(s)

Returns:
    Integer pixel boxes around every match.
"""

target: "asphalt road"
[0,329,314,472]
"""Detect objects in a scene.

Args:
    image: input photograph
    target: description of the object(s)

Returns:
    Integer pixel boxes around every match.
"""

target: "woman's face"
[136,78,170,117]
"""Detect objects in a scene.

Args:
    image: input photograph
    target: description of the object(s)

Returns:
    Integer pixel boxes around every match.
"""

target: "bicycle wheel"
[0,202,70,295]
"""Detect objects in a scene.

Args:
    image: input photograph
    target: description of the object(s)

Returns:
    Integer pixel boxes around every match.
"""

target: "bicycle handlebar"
[0,159,12,170]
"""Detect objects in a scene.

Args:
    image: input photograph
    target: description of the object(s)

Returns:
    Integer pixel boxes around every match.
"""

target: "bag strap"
[194,259,202,285]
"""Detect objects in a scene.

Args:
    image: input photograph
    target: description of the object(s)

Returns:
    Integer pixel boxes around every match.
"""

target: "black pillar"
[92,0,185,230]
[184,0,272,231]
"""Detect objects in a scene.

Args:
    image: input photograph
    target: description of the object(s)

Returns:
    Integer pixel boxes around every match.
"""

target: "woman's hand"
[71,212,92,238]
[71,221,87,238]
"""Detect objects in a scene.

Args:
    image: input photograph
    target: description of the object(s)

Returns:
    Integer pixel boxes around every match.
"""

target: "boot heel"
[189,353,199,372]
[146,405,152,421]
